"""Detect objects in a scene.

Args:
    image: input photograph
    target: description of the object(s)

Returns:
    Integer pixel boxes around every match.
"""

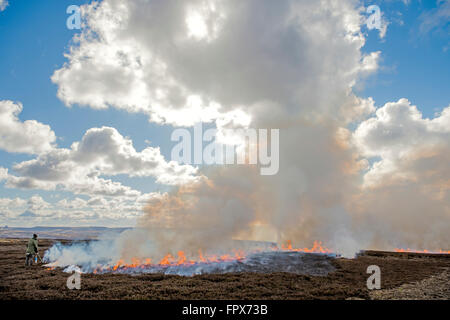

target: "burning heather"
[43,237,336,276]
[43,232,449,277]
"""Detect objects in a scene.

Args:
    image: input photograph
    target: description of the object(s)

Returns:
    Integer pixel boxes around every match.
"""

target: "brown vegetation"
[0,238,448,300]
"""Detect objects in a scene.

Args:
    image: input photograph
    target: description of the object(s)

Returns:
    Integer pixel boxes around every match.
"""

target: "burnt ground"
[0,238,449,300]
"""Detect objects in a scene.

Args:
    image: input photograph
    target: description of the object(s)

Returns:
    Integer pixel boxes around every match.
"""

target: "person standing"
[25,234,39,266]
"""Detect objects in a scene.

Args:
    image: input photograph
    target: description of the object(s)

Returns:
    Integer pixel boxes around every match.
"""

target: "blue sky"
[0,0,175,198]
[0,0,448,227]
[360,0,450,118]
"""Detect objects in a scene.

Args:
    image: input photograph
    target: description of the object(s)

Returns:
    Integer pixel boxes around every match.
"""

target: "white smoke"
[44,0,449,271]
[44,234,121,269]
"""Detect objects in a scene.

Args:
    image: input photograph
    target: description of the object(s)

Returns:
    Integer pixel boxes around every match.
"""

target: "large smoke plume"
[45,0,449,268]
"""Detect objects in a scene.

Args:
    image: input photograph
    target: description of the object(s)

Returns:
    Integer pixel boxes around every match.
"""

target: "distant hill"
[0,226,130,240]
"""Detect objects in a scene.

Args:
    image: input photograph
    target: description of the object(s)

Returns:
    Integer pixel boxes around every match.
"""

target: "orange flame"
[159,253,174,265]
[281,240,332,254]
[113,259,124,271]
[107,240,334,272]
[177,251,187,264]
[198,249,206,263]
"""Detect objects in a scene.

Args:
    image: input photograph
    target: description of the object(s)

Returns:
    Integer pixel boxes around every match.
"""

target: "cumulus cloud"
[57,197,88,209]
[0,197,26,208]
[27,195,51,211]
[348,99,450,250]
[52,0,374,127]
[0,196,48,222]
[0,100,198,202]
[354,99,450,186]
[6,126,199,197]
[0,192,160,226]
[0,167,7,182]
[71,127,199,184]
[0,101,56,154]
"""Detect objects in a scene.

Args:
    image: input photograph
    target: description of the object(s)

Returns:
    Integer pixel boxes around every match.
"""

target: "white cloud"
[0,192,160,226]
[0,167,7,182]
[52,0,374,127]
[0,100,56,154]
[57,197,87,209]
[72,127,198,184]
[0,99,198,200]
[0,197,28,222]
[27,195,51,211]
[6,126,199,197]
[354,98,450,186]
[360,51,381,74]
[351,99,450,250]
[0,197,26,209]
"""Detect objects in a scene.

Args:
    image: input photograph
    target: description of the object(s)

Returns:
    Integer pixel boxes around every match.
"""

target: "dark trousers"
[25,253,35,266]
